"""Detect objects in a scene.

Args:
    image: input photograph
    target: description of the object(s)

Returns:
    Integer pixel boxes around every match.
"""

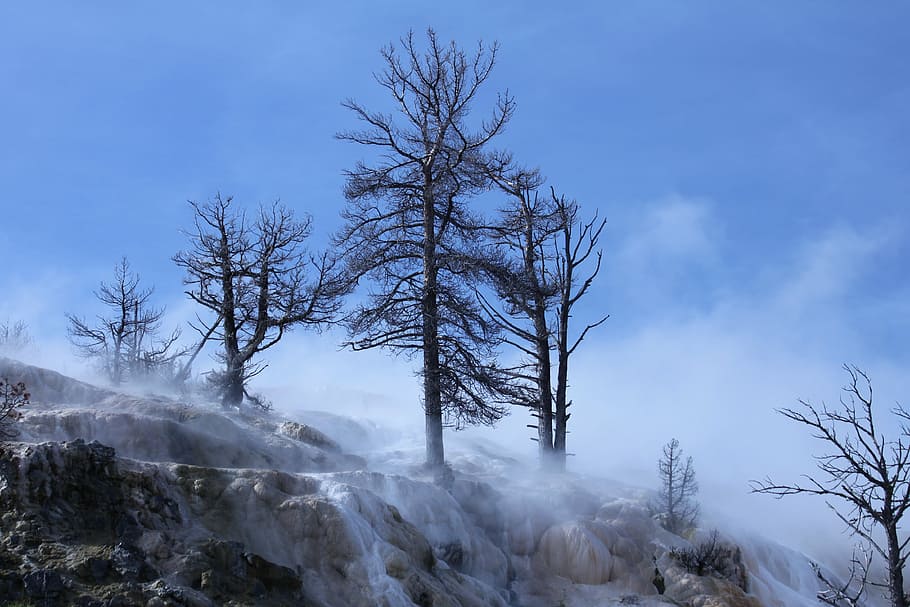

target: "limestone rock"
[279,420,340,451]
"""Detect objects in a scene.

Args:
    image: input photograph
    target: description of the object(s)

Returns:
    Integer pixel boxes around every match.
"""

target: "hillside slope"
[0,358,853,606]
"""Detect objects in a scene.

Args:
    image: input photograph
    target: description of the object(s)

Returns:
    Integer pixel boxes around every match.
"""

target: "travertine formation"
[0,358,837,606]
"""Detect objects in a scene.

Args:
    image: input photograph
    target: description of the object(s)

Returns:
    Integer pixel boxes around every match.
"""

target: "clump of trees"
[336,28,608,469]
[653,438,699,536]
[66,258,186,386]
[174,195,345,408]
[752,365,910,607]
[56,28,608,474]
[0,379,28,440]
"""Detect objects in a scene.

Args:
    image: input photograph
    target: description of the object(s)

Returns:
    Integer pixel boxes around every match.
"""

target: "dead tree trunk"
[887,522,908,607]
[423,178,445,466]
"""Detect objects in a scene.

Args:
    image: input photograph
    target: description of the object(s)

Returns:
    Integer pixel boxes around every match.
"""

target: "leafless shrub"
[669,530,747,591]
[0,379,29,440]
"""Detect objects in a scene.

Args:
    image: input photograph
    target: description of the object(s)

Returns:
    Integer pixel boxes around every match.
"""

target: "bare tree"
[335,29,515,468]
[477,168,559,463]
[551,194,607,470]
[477,162,607,471]
[174,195,344,408]
[655,438,699,536]
[752,365,910,607]
[0,379,28,440]
[67,258,183,385]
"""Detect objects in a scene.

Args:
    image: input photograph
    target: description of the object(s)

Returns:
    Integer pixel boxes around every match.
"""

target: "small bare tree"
[752,365,910,607]
[174,195,344,408]
[0,320,32,355]
[0,379,28,440]
[655,438,699,536]
[67,258,184,385]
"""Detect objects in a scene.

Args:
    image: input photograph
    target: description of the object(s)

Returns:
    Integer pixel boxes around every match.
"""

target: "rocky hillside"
[0,358,845,606]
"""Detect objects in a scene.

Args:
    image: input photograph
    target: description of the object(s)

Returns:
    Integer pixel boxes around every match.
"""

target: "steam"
[251,197,909,568]
[1,195,906,577]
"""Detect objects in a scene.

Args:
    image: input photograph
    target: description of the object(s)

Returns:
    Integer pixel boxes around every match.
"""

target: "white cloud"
[617,194,720,277]
[604,195,724,313]
[772,223,895,313]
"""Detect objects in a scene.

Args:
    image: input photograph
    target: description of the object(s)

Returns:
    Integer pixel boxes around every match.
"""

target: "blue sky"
[1,2,909,553]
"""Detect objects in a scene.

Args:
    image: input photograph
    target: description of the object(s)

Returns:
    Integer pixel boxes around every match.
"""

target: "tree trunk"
[553,219,576,473]
[666,446,677,533]
[422,181,445,468]
[129,300,140,377]
[222,361,245,408]
[111,334,123,386]
[553,292,570,471]
[553,347,568,471]
[522,203,555,466]
[220,233,242,408]
[532,303,554,465]
[886,523,907,607]
[423,282,444,467]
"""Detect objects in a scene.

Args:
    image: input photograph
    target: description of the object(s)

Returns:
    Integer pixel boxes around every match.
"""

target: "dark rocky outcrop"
[0,440,309,606]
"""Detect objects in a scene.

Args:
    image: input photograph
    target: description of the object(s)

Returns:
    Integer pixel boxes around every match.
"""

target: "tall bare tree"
[336,29,514,467]
[67,258,182,385]
[551,194,607,469]
[655,438,699,536]
[479,168,606,470]
[752,365,910,607]
[174,195,343,408]
[478,167,559,462]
